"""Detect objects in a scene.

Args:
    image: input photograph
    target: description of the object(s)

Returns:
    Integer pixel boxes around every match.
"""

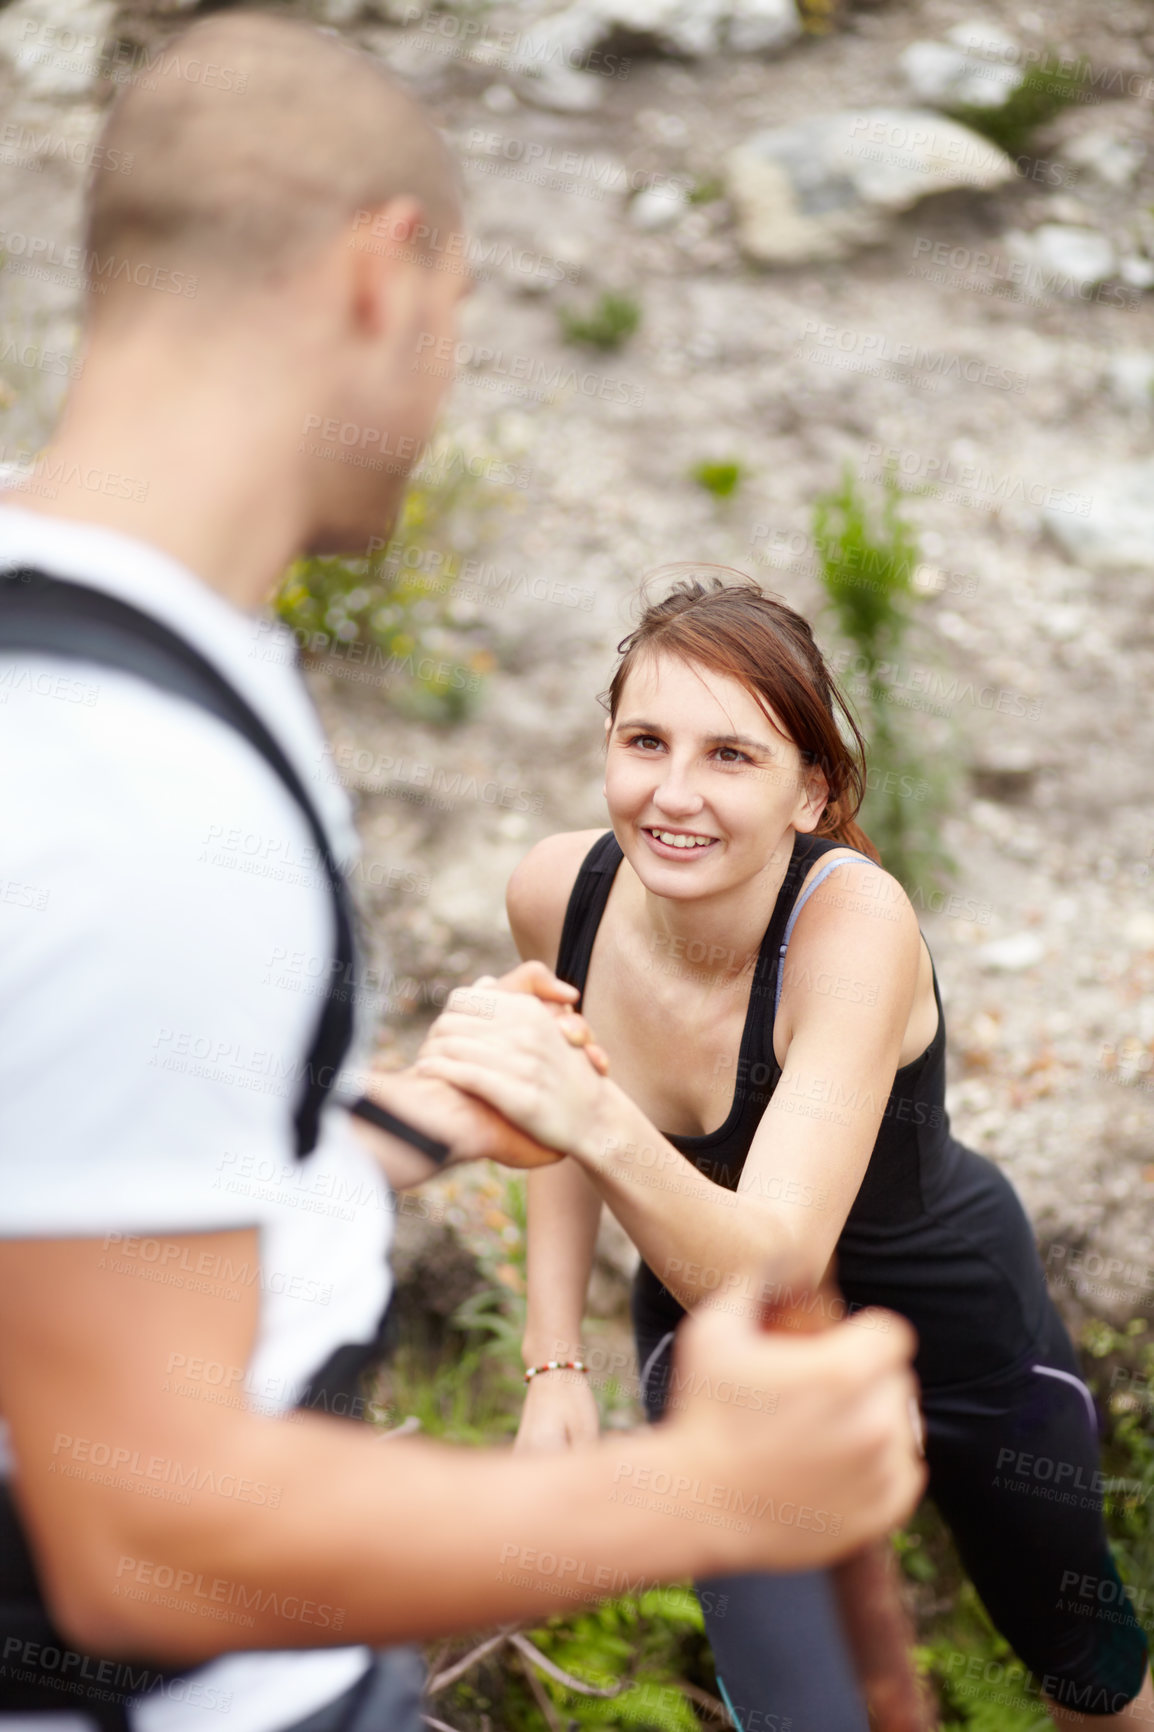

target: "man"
[0,13,923,1731]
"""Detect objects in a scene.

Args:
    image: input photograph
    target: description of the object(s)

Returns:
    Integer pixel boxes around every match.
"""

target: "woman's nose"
[651,765,704,815]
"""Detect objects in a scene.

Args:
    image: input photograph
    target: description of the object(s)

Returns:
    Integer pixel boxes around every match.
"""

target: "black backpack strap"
[0,568,449,1166]
[1,566,357,1157]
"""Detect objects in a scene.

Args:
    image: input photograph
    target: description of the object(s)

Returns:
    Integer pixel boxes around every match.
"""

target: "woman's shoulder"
[506,829,613,968]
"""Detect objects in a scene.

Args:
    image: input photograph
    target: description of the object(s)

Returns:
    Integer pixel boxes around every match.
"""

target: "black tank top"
[556,829,1050,1391]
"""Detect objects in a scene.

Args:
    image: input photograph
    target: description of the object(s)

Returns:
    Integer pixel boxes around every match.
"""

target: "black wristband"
[348,1094,451,1166]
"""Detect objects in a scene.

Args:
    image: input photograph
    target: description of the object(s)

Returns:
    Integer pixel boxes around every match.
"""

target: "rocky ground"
[4,0,1154,1340]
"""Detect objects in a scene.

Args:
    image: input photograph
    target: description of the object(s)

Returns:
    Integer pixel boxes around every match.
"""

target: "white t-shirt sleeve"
[1,671,340,1236]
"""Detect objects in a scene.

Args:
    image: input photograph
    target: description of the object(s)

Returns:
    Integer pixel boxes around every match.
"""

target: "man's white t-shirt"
[0,508,398,1732]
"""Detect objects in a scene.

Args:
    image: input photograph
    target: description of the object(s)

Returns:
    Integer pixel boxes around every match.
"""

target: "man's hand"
[354,963,607,1183]
[667,1302,925,1571]
[414,985,606,1155]
[361,1067,565,1174]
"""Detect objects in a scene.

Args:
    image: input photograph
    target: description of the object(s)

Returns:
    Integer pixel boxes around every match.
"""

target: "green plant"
[812,466,954,892]
[559,291,642,351]
[946,52,1090,160]
[525,1588,716,1729]
[691,459,743,499]
[273,437,500,724]
[687,176,724,205]
[1081,1317,1154,1602]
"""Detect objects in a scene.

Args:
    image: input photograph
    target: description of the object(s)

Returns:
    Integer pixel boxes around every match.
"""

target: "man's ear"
[345,195,428,340]
[793,755,830,835]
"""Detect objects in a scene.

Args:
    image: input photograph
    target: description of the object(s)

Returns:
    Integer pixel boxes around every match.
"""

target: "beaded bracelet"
[523,1359,588,1383]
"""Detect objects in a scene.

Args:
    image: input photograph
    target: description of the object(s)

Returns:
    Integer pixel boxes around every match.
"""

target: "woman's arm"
[508,834,606,1445]
[417,861,923,1316]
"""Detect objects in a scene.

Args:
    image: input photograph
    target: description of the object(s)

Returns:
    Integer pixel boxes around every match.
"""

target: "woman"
[415,572,1151,1729]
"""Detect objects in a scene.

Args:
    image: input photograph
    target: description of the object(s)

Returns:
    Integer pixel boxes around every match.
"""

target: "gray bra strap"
[774,854,882,1018]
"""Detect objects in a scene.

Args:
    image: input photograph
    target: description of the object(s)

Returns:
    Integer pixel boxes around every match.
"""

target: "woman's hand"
[515,1370,601,1453]
[469,961,609,1077]
[414,982,610,1156]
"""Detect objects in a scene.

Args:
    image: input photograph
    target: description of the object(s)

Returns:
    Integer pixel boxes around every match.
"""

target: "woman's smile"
[641,825,722,859]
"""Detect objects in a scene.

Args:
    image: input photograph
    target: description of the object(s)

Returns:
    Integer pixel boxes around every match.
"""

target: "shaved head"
[84,10,461,310]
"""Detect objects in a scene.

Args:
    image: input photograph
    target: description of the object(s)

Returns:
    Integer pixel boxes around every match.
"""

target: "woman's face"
[604,651,828,902]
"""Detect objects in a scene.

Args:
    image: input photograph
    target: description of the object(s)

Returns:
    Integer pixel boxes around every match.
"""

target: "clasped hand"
[414,960,608,1155]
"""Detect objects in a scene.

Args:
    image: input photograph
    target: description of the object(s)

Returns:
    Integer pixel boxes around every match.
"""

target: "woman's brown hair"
[602,566,880,863]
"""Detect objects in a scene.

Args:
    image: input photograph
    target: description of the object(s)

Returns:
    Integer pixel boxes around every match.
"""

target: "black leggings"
[634,1290,1149,1731]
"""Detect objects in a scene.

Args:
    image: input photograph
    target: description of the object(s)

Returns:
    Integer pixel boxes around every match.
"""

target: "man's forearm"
[67,1410,732,1662]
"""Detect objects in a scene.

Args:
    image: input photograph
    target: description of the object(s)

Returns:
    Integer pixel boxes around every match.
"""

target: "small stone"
[725,0,802,55]
[899,35,1022,110]
[629,183,690,230]
[482,82,518,113]
[514,63,604,113]
[1124,912,1154,951]
[1118,256,1154,290]
[1064,129,1146,189]
[1105,351,1154,409]
[976,933,1046,972]
[1003,225,1117,295]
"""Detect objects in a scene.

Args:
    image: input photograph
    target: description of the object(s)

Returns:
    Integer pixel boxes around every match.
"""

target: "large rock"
[725,107,1016,265]
[1043,459,1154,572]
[899,20,1023,111]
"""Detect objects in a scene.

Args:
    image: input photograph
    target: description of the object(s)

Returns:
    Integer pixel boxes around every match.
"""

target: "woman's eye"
[715,747,750,765]
[626,733,662,751]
